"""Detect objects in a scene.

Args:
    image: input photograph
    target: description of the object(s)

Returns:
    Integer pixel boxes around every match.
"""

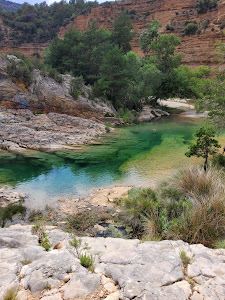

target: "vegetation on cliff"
[0,0,98,45]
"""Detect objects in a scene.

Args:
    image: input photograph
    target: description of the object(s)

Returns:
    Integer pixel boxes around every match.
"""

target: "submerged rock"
[0,225,225,299]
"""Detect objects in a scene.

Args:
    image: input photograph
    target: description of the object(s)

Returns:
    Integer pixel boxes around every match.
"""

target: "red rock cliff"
[59,0,225,70]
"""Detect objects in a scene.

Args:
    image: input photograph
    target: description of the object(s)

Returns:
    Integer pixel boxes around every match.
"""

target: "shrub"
[69,76,84,100]
[196,0,218,14]
[180,251,191,266]
[119,188,159,237]
[7,58,33,87]
[211,154,225,168]
[202,19,210,30]
[0,204,26,228]
[163,166,225,246]
[184,22,198,35]
[220,22,225,30]
[79,253,94,271]
[46,67,63,83]
[105,122,111,133]
[31,221,52,251]
[118,166,225,247]
[40,232,53,251]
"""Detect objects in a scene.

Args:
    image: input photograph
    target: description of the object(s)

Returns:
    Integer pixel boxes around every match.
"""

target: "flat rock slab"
[0,225,225,300]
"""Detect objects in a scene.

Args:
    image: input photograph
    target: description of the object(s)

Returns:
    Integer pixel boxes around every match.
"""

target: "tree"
[111,13,135,53]
[185,125,221,171]
[97,46,130,107]
[139,19,161,57]
[151,33,181,73]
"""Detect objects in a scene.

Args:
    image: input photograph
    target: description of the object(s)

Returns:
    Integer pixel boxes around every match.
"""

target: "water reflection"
[0,116,206,209]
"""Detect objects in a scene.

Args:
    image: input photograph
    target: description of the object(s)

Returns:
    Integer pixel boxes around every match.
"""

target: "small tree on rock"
[185,125,221,171]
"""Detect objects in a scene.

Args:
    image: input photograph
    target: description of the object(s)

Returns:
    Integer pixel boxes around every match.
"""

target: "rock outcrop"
[0,105,106,152]
[0,225,225,300]
[0,55,115,119]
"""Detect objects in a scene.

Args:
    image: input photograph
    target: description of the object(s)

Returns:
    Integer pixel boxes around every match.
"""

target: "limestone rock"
[0,225,225,299]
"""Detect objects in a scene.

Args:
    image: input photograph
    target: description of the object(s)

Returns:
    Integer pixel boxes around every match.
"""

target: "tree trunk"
[204,155,208,172]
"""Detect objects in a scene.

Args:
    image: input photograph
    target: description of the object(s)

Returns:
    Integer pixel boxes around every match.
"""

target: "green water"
[1,115,220,209]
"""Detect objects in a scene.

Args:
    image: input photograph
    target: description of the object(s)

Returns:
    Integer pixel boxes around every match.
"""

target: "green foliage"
[7,56,33,86]
[0,204,26,228]
[45,23,111,85]
[97,46,130,108]
[196,0,218,14]
[31,220,52,251]
[183,22,198,35]
[118,165,225,247]
[0,0,21,12]
[111,13,135,53]
[119,188,159,237]
[211,154,225,168]
[180,251,191,265]
[69,235,90,259]
[139,19,161,56]
[215,240,225,249]
[69,76,84,100]
[185,125,221,171]
[105,122,111,133]
[40,231,53,251]
[79,253,94,271]
[1,1,98,45]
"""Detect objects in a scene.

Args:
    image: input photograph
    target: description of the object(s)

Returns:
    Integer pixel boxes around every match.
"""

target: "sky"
[14,0,116,6]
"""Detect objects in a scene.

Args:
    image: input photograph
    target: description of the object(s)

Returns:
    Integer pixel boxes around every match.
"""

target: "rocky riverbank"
[0,105,107,152]
[0,224,225,300]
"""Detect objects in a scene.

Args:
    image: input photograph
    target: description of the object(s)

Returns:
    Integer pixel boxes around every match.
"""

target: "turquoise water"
[0,116,210,209]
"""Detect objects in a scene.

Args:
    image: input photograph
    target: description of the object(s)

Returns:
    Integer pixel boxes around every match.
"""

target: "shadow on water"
[0,116,208,208]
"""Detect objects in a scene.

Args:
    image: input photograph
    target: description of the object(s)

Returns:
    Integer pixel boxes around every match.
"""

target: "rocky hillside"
[0,0,20,12]
[0,0,224,70]
[0,224,225,300]
[59,0,225,70]
[0,55,115,119]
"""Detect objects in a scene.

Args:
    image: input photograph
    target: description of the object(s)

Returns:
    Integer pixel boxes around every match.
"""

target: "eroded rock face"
[0,225,225,300]
[0,55,115,119]
[0,105,106,151]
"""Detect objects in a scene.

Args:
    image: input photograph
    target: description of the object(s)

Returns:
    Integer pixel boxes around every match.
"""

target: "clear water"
[1,115,220,209]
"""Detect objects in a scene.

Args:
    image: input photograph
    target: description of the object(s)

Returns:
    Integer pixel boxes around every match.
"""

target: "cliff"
[59,0,225,70]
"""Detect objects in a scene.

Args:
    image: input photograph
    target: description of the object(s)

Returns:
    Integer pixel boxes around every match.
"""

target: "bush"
[69,76,84,100]
[211,154,225,168]
[196,0,218,14]
[0,204,26,228]
[160,166,225,246]
[119,188,159,238]
[7,57,33,87]
[31,220,53,251]
[118,166,225,247]
[184,22,198,35]
[79,253,94,271]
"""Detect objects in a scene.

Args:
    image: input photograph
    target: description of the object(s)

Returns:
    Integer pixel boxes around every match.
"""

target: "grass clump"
[117,165,225,247]
[180,251,191,266]
[214,240,225,249]
[79,253,94,271]
[0,204,26,228]
[3,289,18,300]
[21,260,32,265]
